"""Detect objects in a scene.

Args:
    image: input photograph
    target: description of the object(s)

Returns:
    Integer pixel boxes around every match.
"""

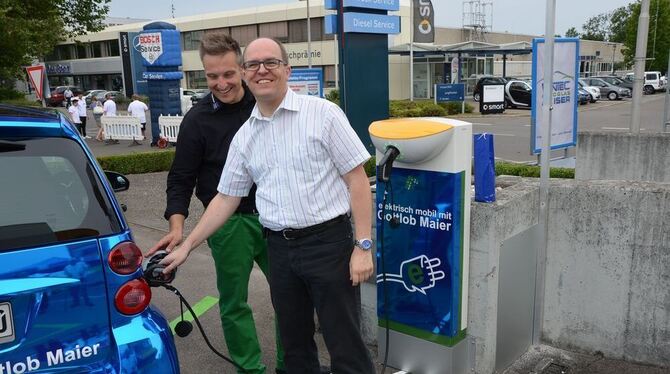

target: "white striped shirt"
[218,88,370,230]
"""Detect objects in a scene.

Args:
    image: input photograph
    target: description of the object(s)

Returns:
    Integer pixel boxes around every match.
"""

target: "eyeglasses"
[242,58,285,71]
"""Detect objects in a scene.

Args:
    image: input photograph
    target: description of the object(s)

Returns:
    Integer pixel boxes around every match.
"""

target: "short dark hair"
[242,38,289,64]
[199,31,242,65]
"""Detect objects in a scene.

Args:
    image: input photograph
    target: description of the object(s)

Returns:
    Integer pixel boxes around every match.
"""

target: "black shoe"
[275,366,331,374]
[150,142,158,147]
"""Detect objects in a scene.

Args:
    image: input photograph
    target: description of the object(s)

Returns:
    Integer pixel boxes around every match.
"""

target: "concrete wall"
[576,131,670,183]
[363,176,670,373]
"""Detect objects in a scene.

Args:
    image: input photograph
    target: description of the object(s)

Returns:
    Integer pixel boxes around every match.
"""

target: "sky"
[108,0,634,36]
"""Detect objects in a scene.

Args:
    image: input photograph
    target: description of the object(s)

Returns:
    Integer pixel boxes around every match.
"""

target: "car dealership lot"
[456,93,666,163]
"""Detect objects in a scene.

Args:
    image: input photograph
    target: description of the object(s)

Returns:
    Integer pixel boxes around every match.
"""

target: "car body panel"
[0,105,179,373]
[505,80,532,108]
[48,86,84,107]
[473,76,508,101]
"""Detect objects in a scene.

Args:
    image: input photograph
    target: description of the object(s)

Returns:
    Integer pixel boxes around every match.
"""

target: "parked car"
[591,75,633,91]
[473,76,508,102]
[578,80,600,103]
[582,78,631,100]
[190,90,210,106]
[101,90,125,101]
[83,89,107,105]
[504,80,532,109]
[622,71,667,94]
[578,87,591,105]
[47,86,84,107]
[0,104,180,373]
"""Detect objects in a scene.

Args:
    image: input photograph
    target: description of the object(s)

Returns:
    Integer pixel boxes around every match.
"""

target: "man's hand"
[160,243,192,275]
[350,247,374,286]
[145,229,183,258]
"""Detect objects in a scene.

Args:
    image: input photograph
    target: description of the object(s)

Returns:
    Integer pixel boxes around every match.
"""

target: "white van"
[624,71,666,94]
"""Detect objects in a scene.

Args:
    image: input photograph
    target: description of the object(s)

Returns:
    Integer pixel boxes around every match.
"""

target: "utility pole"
[610,43,616,75]
[630,0,650,133]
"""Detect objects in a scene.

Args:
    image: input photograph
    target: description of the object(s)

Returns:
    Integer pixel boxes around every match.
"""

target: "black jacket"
[164,85,257,220]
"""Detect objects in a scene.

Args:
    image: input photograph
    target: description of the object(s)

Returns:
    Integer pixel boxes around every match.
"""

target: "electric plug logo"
[377,255,446,295]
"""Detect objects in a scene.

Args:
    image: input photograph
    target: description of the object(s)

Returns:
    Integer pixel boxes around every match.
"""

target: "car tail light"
[108,242,143,275]
[115,279,151,315]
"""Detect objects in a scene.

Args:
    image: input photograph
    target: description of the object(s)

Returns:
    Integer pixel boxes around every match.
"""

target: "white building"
[44,0,625,100]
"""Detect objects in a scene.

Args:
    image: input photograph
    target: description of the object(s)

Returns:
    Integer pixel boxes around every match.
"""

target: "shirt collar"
[249,87,299,121]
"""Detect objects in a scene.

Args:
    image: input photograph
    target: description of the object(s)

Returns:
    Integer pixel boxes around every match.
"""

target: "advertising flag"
[413,0,434,43]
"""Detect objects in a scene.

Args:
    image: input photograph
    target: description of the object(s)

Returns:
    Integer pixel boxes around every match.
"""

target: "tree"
[581,13,609,41]
[0,0,110,81]
[609,3,636,43]
[565,27,580,38]
[624,0,670,72]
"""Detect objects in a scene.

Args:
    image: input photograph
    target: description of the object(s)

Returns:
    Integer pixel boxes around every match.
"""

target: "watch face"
[360,239,373,250]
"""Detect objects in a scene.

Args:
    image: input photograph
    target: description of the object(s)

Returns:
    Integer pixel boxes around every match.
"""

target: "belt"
[265,215,348,240]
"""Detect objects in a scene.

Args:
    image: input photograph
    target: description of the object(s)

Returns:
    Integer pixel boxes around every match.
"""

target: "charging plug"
[378,146,400,183]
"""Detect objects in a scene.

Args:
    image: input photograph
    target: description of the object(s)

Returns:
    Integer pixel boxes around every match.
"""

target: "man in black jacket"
[146,32,285,374]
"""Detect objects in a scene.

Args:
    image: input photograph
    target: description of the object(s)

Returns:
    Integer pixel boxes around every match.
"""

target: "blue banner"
[435,84,464,102]
[288,68,324,97]
[343,0,400,11]
[343,12,401,34]
[376,168,466,346]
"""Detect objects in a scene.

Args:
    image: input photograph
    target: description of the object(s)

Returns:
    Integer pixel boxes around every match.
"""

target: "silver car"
[583,78,631,100]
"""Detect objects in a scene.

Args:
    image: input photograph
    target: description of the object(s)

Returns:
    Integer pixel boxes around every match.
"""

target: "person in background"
[91,96,104,141]
[102,93,117,144]
[76,93,89,138]
[64,87,73,107]
[127,94,149,142]
[68,97,82,134]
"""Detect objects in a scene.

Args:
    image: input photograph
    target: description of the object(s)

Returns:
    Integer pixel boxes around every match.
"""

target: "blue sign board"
[376,168,466,346]
[343,0,399,11]
[343,12,400,34]
[325,0,338,9]
[435,84,465,102]
[325,14,338,35]
[288,68,324,97]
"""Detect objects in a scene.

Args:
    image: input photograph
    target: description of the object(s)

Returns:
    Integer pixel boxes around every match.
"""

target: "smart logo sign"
[135,32,163,65]
[376,167,465,345]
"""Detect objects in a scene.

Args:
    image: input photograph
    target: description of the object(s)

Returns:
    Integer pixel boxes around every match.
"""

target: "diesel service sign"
[531,37,579,153]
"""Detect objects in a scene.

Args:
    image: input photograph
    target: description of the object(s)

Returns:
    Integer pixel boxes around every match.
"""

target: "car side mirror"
[105,171,130,192]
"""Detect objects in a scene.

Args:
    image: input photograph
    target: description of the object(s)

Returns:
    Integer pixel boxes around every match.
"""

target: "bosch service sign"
[136,32,163,65]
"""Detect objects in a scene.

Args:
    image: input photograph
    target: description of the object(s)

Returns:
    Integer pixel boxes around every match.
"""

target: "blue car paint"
[0,107,179,373]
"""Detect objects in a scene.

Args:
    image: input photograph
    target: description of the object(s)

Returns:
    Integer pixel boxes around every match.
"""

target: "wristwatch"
[354,238,373,251]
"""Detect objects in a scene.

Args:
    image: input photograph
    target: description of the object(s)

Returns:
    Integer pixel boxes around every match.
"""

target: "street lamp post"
[298,0,313,68]
[610,43,616,75]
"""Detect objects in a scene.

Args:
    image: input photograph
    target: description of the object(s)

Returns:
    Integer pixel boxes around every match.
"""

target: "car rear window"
[0,137,121,251]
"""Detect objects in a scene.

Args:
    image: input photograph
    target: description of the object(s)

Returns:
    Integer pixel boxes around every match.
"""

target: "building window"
[231,25,258,46]
[205,27,230,36]
[324,65,336,88]
[186,70,207,89]
[55,45,75,60]
[91,41,105,58]
[108,40,120,56]
[288,19,307,43]
[288,18,330,43]
[75,43,89,59]
[259,22,288,43]
[183,30,204,51]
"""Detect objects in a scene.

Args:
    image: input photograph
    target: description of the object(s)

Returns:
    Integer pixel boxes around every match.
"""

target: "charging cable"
[143,252,250,373]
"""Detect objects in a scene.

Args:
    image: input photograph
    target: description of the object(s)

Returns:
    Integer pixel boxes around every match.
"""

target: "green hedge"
[96,150,175,174]
[389,100,474,117]
[97,150,574,180]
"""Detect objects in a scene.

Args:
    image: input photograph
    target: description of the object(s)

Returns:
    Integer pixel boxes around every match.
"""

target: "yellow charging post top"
[369,118,454,140]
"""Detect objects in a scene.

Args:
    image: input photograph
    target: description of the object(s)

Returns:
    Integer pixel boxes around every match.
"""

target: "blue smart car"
[0,105,179,373]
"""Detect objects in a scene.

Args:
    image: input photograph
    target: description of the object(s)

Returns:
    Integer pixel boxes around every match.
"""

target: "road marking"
[491,133,516,137]
[472,123,493,126]
[169,295,219,334]
[602,127,647,131]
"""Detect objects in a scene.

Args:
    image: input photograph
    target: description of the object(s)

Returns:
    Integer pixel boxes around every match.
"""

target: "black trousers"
[266,218,375,374]
[78,116,87,136]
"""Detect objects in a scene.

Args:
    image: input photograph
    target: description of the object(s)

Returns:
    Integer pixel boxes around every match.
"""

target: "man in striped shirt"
[160,37,376,374]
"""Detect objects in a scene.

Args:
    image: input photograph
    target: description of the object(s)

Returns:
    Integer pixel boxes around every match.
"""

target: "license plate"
[0,302,15,344]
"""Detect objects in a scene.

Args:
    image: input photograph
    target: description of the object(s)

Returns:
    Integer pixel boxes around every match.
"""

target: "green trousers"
[207,213,285,374]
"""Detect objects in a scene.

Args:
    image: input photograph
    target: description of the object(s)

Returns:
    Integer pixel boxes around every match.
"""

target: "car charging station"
[370,118,472,374]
